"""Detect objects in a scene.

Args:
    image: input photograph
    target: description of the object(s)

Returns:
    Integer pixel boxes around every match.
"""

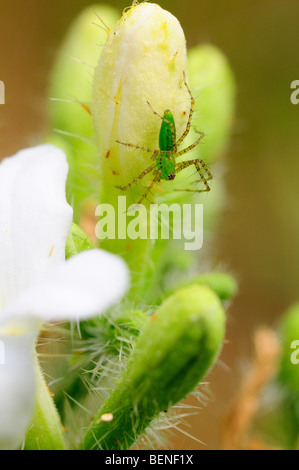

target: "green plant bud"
[181,272,238,301]
[50,4,118,135]
[83,285,226,450]
[166,271,238,302]
[49,4,119,214]
[187,44,236,163]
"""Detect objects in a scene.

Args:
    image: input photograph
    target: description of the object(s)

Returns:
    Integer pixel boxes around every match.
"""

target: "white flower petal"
[0,145,73,308]
[0,332,36,450]
[2,249,129,322]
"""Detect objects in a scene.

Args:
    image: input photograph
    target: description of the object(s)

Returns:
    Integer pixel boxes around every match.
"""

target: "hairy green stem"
[24,356,66,450]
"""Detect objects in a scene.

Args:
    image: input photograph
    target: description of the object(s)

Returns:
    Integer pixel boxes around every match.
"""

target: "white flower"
[0,144,129,449]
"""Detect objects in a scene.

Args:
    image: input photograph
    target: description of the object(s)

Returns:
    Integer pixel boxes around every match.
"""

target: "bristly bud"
[83,285,226,450]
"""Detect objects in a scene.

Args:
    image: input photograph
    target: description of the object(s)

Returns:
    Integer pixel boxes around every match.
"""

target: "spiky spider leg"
[175,130,212,181]
[115,140,157,153]
[116,163,156,191]
[136,172,161,205]
[176,71,194,146]
[175,159,212,193]
[175,131,205,158]
[116,139,169,164]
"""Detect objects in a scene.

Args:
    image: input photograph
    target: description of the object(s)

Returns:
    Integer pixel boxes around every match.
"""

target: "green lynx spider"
[116,72,212,205]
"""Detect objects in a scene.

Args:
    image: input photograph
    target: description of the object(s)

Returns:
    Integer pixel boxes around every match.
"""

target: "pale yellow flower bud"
[92,2,189,204]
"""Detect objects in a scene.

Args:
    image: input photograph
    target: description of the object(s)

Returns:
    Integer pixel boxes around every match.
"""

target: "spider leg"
[116,140,157,153]
[116,164,156,191]
[175,132,205,158]
[176,71,195,146]
[175,158,212,193]
[150,150,160,160]
[137,172,161,205]
[183,154,213,182]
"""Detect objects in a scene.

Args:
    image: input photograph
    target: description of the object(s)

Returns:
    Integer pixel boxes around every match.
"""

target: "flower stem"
[24,355,66,450]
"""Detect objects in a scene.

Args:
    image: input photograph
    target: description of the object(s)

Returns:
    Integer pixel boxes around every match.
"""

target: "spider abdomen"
[157,110,177,180]
[156,153,176,181]
[159,110,176,151]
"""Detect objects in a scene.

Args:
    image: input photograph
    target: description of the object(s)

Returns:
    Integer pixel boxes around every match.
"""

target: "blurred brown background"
[0,0,298,449]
